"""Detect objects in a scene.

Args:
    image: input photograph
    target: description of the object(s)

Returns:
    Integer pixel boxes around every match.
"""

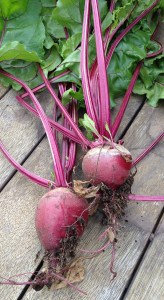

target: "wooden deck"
[0,22,164,299]
[0,80,163,300]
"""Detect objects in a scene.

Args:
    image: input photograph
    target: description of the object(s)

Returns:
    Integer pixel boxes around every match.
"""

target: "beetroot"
[82,145,132,189]
[35,187,89,250]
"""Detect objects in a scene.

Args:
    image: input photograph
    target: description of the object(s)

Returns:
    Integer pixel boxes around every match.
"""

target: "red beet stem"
[16,95,81,144]
[80,0,99,129]
[21,71,70,98]
[112,62,142,138]
[91,0,111,135]
[0,139,54,189]
[0,69,66,187]
[128,194,164,201]
[38,66,91,148]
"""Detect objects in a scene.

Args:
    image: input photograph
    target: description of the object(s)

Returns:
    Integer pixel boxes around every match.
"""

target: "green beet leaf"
[79,114,100,140]
[0,60,42,90]
[0,0,45,61]
[0,42,41,62]
[0,0,28,19]
[62,87,84,107]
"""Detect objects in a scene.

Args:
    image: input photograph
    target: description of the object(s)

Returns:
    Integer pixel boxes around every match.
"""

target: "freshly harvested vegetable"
[0,0,164,292]
[82,144,132,189]
[77,2,163,274]
[0,71,88,292]
[17,0,163,274]
[36,187,88,251]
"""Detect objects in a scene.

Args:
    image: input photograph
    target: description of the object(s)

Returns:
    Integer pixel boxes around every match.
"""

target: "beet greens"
[0,0,163,291]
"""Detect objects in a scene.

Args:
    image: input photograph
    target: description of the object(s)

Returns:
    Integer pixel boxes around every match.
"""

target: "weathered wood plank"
[0,87,142,190]
[126,215,164,300]
[124,102,164,197]
[1,93,162,299]
[0,93,143,299]
[0,89,53,188]
[0,19,163,300]
[0,138,52,299]
[112,95,143,140]
[0,83,9,98]
[24,223,160,300]
[22,103,163,299]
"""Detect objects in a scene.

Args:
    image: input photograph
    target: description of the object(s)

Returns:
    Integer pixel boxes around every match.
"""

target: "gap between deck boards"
[0,95,145,193]
[1,97,162,300]
[0,134,46,192]
[17,98,147,300]
[0,87,10,100]
[120,207,164,300]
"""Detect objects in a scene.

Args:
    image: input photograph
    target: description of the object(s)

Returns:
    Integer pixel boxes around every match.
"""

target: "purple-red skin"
[82,146,132,189]
[35,187,89,250]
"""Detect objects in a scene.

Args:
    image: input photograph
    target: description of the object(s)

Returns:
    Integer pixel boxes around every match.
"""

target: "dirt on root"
[99,172,135,225]
[32,226,79,291]
[32,173,136,290]
[50,225,79,268]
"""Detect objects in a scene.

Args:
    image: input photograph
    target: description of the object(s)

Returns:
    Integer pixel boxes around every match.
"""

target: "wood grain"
[126,215,164,300]
[0,89,54,188]
[22,103,163,299]
[0,83,9,98]
[111,95,143,140]
[0,19,163,300]
[0,87,142,190]
[124,102,164,196]
[0,138,52,299]
[0,91,162,300]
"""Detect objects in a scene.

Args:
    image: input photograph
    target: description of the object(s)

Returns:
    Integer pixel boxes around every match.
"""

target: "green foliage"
[107,29,150,104]
[61,33,82,59]
[0,0,28,19]
[2,0,45,58]
[134,54,164,107]
[0,0,162,106]
[79,114,100,140]
[0,42,42,62]
[41,46,62,76]
[62,88,84,107]
[52,0,84,35]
